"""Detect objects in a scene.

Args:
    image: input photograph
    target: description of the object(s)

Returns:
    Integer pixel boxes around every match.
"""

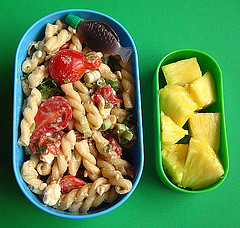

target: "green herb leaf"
[20,74,29,81]
[36,145,48,155]
[103,144,111,153]
[101,57,106,64]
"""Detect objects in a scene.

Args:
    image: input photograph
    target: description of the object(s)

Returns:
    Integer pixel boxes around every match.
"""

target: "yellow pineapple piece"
[159,85,198,127]
[180,138,224,190]
[162,144,188,185]
[161,57,202,86]
[188,72,216,110]
[189,113,221,153]
[161,111,188,147]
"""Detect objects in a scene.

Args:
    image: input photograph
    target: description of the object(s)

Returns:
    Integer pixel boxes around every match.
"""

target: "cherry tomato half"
[30,131,64,155]
[60,175,87,194]
[91,85,120,106]
[31,96,72,141]
[48,49,101,84]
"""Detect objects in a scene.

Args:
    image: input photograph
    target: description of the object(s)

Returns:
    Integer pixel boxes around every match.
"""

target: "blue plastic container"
[13,9,144,219]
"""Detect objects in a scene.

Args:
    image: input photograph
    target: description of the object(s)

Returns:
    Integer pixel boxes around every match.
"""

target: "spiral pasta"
[28,65,49,89]
[18,88,42,146]
[75,140,101,181]
[54,177,117,213]
[61,83,92,137]
[21,155,47,195]
[61,130,76,163]
[97,159,132,194]
[121,69,135,109]
[22,40,46,74]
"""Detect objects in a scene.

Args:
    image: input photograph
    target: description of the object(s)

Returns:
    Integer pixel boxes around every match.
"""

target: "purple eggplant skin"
[77,20,133,63]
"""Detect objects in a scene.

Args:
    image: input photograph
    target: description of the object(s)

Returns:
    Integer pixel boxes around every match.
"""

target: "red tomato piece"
[91,85,120,106]
[48,49,101,84]
[109,137,122,156]
[31,96,72,141]
[30,131,64,155]
[59,43,70,50]
[60,175,87,194]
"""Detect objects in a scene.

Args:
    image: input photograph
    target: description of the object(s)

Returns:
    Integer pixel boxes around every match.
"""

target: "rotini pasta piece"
[61,130,76,163]
[119,59,134,74]
[55,19,67,31]
[73,80,89,95]
[55,177,113,213]
[121,69,135,110]
[37,160,53,176]
[22,40,46,74]
[88,140,99,158]
[92,130,109,155]
[68,26,76,34]
[61,83,91,137]
[21,155,47,195]
[84,70,101,83]
[44,29,72,54]
[108,115,117,129]
[97,159,133,195]
[21,79,31,96]
[47,149,68,184]
[98,98,112,119]
[69,34,82,52]
[45,23,59,41]
[84,103,103,130]
[98,63,121,87]
[111,107,129,123]
[75,140,101,181]
[43,181,62,206]
[18,88,42,146]
[28,65,49,89]
[106,157,135,179]
[68,148,82,176]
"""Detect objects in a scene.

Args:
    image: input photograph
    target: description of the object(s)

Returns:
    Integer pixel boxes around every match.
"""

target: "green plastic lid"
[65,14,83,29]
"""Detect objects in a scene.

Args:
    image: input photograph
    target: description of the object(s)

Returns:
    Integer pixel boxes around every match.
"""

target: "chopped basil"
[37,79,64,100]
[101,57,106,64]
[36,145,48,155]
[20,74,29,81]
[122,115,137,131]
[104,144,111,153]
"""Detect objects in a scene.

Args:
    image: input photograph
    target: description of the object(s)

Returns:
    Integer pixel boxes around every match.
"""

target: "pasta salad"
[18,18,137,213]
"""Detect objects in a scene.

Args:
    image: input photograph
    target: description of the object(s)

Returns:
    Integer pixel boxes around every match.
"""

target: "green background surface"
[1,0,239,227]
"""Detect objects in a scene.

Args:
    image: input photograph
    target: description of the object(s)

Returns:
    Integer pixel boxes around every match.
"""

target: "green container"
[153,49,229,193]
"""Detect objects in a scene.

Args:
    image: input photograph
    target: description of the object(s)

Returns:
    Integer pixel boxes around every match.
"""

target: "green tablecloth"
[1,0,239,227]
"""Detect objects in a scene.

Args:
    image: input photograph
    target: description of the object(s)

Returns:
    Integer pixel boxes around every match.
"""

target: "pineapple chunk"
[189,113,221,153]
[161,57,202,86]
[161,111,188,147]
[180,138,224,190]
[188,72,216,110]
[162,144,188,185]
[159,85,198,127]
